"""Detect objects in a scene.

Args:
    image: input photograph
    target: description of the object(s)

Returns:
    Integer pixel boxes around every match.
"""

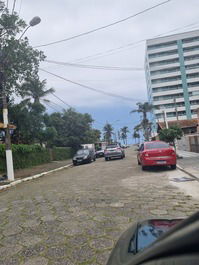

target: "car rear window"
[145,142,170,150]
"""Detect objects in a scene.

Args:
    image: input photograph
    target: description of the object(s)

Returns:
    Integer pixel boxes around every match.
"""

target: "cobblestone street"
[0,148,199,265]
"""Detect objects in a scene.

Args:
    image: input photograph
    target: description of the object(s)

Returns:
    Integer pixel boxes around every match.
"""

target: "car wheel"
[73,162,77,166]
[142,165,147,171]
[93,157,96,161]
[105,157,109,161]
[171,164,176,170]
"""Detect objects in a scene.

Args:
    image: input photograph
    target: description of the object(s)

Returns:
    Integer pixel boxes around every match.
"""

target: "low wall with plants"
[0,145,73,172]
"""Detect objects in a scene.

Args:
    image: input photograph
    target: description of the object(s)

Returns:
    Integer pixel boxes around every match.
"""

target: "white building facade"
[145,30,199,128]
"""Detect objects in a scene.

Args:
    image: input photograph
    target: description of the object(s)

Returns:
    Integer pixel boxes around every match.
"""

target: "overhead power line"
[34,0,171,48]
[42,100,60,112]
[50,92,73,108]
[44,59,144,71]
[39,68,144,102]
[72,21,199,63]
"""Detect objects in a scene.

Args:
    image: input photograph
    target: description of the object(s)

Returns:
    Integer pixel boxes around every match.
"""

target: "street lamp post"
[0,16,41,181]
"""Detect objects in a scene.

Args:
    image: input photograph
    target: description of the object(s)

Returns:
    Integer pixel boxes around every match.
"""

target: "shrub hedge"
[0,145,72,172]
[52,147,72,161]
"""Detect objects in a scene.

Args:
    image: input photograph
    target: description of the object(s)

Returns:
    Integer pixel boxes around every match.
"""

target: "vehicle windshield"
[106,145,118,149]
[76,150,89,155]
[145,142,170,150]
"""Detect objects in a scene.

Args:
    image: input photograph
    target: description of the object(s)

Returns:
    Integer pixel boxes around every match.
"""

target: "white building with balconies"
[145,29,199,128]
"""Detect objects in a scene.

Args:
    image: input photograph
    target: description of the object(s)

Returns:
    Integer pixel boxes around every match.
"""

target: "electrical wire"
[50,92,73,108]
[42,100,60,112]
[39,68,144,102]
[44,59,144,71]
[72,21,199,63]
[33,0,171,48]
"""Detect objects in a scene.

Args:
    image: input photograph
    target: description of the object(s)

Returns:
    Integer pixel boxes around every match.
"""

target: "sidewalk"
[0,159,72,185]
[177,150,199,180]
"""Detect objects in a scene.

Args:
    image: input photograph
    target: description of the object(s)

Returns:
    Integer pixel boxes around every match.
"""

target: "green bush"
[0,144,51,172]
[52,147,72,161]
[0,145,73,173]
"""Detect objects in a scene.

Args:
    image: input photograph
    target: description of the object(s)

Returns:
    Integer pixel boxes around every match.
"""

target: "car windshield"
[106,145,118,149]
[76,150,89,155]
[145,142,170,150]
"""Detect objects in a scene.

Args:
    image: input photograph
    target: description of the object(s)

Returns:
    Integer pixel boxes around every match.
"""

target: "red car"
[137,141,176,170]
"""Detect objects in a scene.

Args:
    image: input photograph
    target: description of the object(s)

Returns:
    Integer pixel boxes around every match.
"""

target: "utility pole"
[173,98,179,121]
[0,72,14,181]
[163,109,168,129]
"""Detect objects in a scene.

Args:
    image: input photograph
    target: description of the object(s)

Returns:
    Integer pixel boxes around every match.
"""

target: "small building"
[157,118,198,135]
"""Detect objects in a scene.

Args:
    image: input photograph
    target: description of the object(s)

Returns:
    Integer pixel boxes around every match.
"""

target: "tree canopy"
[0,5,45,95]
[159,125,183,147]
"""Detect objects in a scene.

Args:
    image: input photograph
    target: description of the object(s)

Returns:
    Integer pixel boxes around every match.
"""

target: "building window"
[152,85,182,93]
[167,111,186,117]
[150,67,180,76]
[151,75,181,84]
[153,93,184,101]
[184,54,199,61]
[183,45,199,52]
[190,100,199,105]
[186,72,199,79]
[148,41,177,50]
[155,102,185,109]
[149,58,179,67]
[182,36,199,44]
[185,63,199,70]
[188,81,199,87]
[149,49,178,59]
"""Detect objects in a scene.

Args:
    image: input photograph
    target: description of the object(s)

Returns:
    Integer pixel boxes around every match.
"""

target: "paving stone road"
[0,147,199,265]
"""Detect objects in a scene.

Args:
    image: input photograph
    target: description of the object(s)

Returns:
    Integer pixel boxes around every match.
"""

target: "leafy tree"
[131,102,153,141]
[103,123,113,144]
[159,125,183,148]
[0,8,45,96]
[120,126,129,145]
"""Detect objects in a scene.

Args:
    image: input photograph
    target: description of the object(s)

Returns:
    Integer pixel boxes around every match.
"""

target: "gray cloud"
[12,0,199,109]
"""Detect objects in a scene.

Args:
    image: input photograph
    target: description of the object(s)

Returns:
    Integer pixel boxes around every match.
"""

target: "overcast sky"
[7,0,199,139]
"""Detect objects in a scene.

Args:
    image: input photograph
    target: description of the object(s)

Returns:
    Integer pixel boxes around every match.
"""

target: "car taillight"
[143,152,149,157]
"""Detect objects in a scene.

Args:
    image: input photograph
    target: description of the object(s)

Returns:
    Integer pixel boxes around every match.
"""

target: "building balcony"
[151,80,182,88]
[148,54,179,63]
[183,50,199,57]
[183,40,199,48]
[150,71,181,80]
[147,45,178,55]
[153,97,185,105]
[185,68,199,74]
[185,59,199,65]
[152,89,183,97]
[149,62,180,71]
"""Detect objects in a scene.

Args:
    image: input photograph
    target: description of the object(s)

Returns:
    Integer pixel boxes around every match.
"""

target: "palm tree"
[120,126,129,145]
[103,123,113,144]
[20,77,55,105]
[131,102,153,141]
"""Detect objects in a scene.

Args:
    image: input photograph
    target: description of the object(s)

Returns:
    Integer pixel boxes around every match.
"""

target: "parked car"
[104,144,125,161]
[137,141,176,170]
[95,149,105,158]
[72,149,96,165]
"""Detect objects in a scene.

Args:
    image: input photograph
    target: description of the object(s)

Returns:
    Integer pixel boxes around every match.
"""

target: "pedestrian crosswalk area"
[177,150,199,158]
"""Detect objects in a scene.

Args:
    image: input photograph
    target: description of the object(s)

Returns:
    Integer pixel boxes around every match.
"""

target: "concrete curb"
[177,164,199,181]
[0,163,73,191]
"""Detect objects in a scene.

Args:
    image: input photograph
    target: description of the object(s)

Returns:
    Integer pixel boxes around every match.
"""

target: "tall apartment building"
[145,29,199,126]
